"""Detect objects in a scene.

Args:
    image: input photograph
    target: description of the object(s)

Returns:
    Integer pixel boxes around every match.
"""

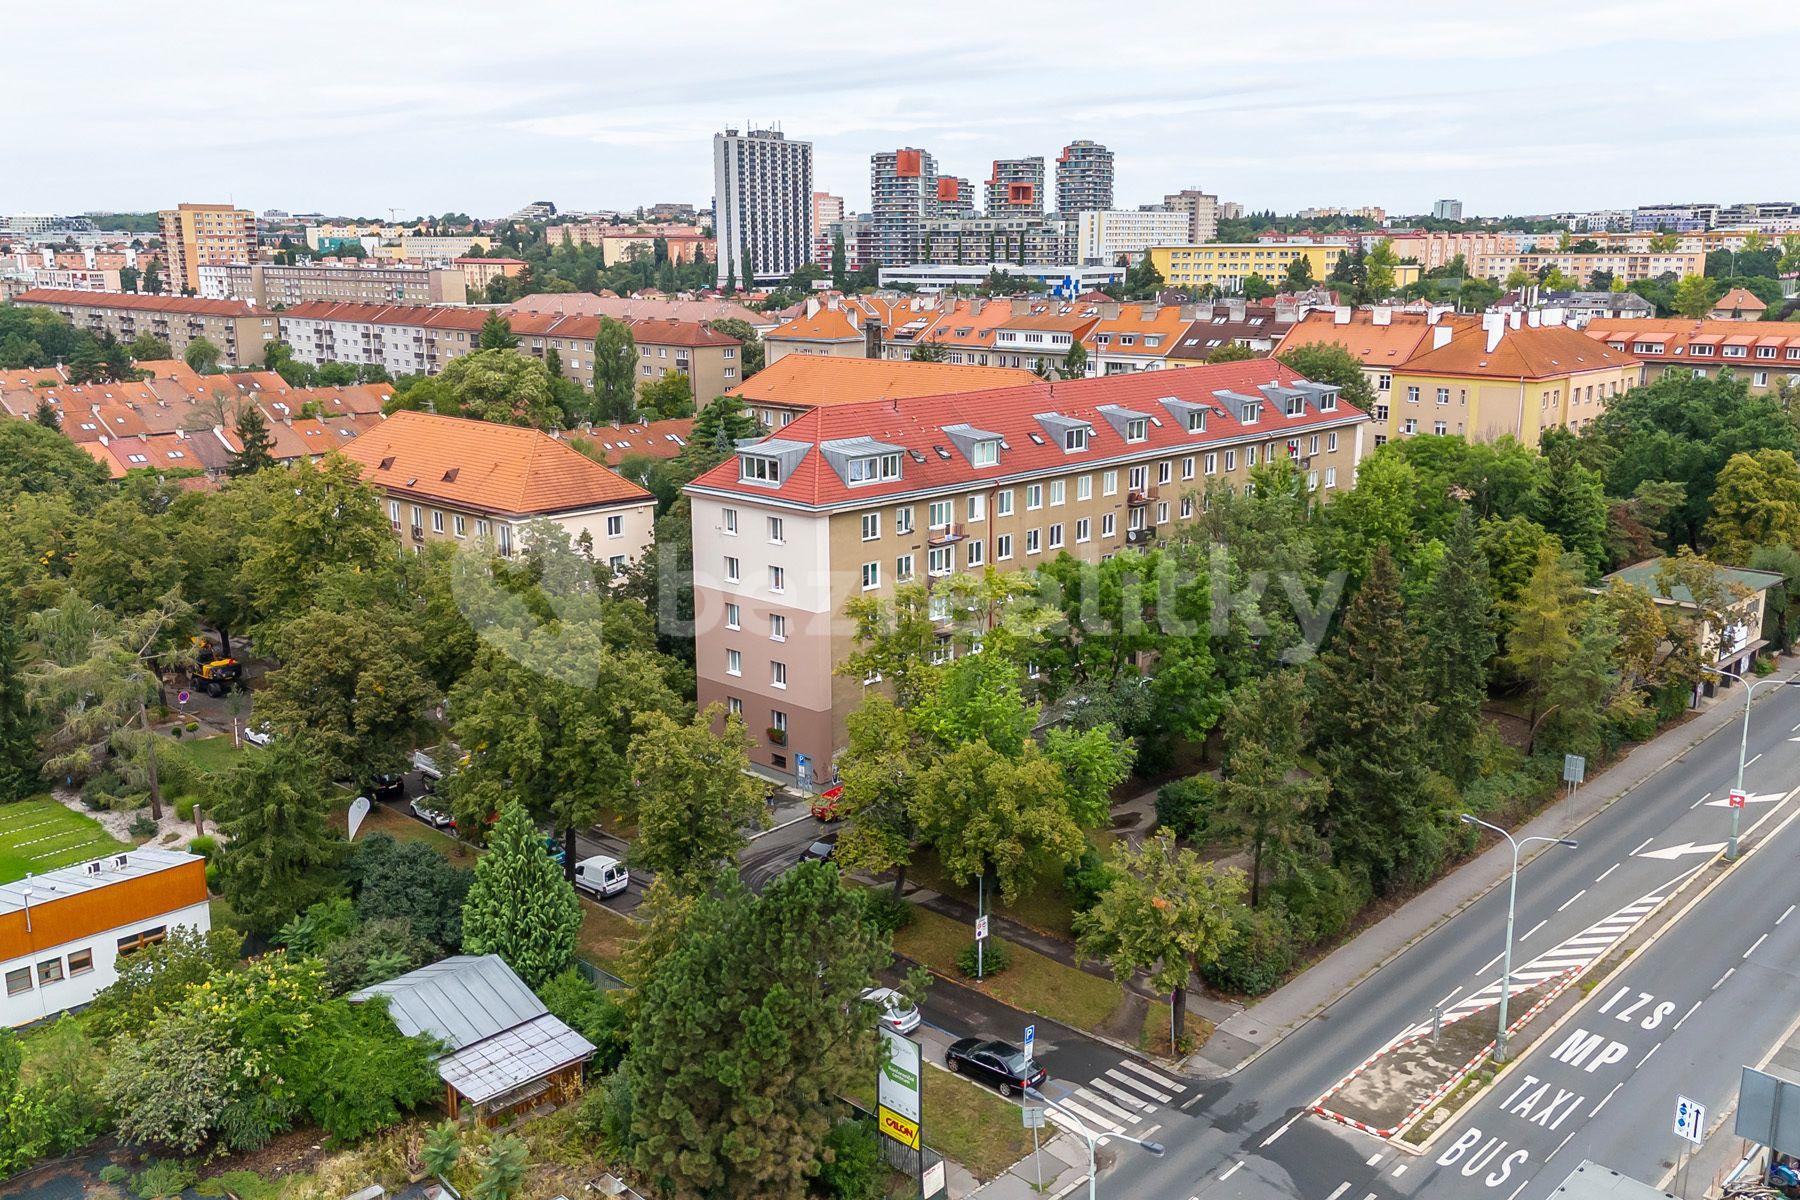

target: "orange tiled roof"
[1583,318,1800,360]
[1401,321,1639,380]
[565,417,695,466]
[1273,309,1477,366]
[1713,287,1767,312]
[727,355,1039,408]
[336,410,652,516]
[13,288,257,318]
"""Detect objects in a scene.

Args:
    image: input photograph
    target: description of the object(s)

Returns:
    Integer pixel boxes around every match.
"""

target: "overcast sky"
[10,0,1800,222]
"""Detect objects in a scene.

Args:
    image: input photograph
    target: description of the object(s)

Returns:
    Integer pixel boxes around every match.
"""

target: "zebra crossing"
[1045,1056,1186,1136]
[1401,879,1673,1039]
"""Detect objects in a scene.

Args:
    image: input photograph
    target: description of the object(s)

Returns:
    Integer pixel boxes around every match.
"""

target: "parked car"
[573,855,630,899]
[243,723,274,748]
[367,774,405,802]
[412,749,443,793]
[542,834,568,867]
[944,1038,1045,1097]
[410,796,453,827]
[800,836,837,866]
[810,785,844,822]
[860,986,921,1035]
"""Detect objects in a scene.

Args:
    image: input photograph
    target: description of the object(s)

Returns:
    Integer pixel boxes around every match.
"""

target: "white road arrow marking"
[1705,791,1783,807]
[1637,840,1727,860]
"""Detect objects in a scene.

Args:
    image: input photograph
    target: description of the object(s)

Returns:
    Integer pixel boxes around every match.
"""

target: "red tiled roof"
[565,417,695,466]
[1584,318,1800,360]
[689,359,1365,510]
[280,302,738,349]
[1400,321,1639,380]
[13,288,257,317]
[727,356,1039,408]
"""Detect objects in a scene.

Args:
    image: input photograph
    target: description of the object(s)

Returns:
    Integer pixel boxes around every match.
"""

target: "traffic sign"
[975,915,989,940]
[1021,1104,1045,1129]
[1674,1094,1706,1145]
[1023,1024,1036,1061]
[1563,754,1586,784]
[1728,789,1748,809]
[177,689,190,706]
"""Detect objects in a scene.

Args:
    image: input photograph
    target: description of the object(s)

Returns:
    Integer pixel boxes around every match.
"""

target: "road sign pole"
[976,875,985,980]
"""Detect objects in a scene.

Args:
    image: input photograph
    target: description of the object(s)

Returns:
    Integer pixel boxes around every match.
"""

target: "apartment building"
[1163,189,1222,244]
[1581,319,1800,394]
[1386,314,1641,446]
[338,411,656,569]
[1276,307,1480,431]
[764,299,894,363]
[1083,304,1201,375]
[986,158,1046,217]
[509,291,775,332]
[726,355,1037,429]
[871,148,940,268]
[304,222,398,251]
[921,215,1076,268]
[591,227,715,268]
[1163,303,1293,362]
[455,257,528,293]
[12,288,275,366]
[812,192,845,266]
[685,361,1368,782]
[1385,231,1519,272]
[0,265,120,298]
[277,302,742,397]
[1077,209,1191,265]
[1475,248,1705,284]
[1149,243,1343,292]
[934,178,978,221]
[714,127,815,287]
[199,261,468,306]
[158,203,255,292]
[1055,141,1114,215]
[3,849,210,1028]
[1433,200,1464,221]
[876,263,1122,294]
[992,308,1102,374]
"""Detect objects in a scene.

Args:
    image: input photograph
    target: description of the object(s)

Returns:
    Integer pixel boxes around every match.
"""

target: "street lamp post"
[1703,668,1800,861]
[1025,1088,1164,1200]
[1459,814,1578,1062]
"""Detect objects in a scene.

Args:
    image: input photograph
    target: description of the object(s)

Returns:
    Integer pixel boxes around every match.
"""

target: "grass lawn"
[340,802,479,865]
[169,734,250,776]
[0,797,131,883]
[577,899,642,976]
[906,833,1114,941]
[895,904,1125,1037]
[849,1064,1035,1182]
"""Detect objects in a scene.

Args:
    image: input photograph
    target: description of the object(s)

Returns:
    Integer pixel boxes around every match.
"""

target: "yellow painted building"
[1383,316,1642,448]
[1149,242,1342,291]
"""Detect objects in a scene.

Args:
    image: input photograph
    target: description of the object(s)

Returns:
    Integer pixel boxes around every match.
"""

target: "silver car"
[861,986,921,1035]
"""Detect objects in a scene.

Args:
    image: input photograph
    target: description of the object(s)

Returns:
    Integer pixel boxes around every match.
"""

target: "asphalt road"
[1098,677,1800,1200]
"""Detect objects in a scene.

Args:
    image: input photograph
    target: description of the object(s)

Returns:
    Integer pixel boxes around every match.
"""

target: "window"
[847,452,902,484]
[1406,386,1421,404]
[1180,496,1193,519]
[1325,466,1338,489]
[724,555,740,583]
[1026,484,1043,510]
[1204,452,1217,475]
[740,456,782,484]
[997,533,1014,559]
[1403,418,1419,434]
[1433,420,1448,435]
[67,948,93,976]
[767,516,784,543]
[1157,461,1172,485]
[1102,512,1116,537]
[1125,417,1148,442]
[967,493,986,522]
[454,514,467,537]
[1076,518,1091,542]
[606,514,623,538]
[1185,408,1207,433]
[117,926,167,955]
[1076,475,1092,501]
[430,510,444,533]
[722,507,738,535]
[896,554,915,583]
[928,546,952,576]
[928,499,953,529]
[771,662,787,689]
[725,602,740,630]
[861,561,881,590]
[967,539,984,566]
[769,565,786,592]
[1064,426,1088,451]
[1327,431,1338,452]
[1026,529,1042,554]
[770,613,787,640]
[1044,522,1062,549]
[1376,372,1392,391]
[1436,387,1450,406]
[1049,479,1065,506]
[411,504,423,530]
[388,499,401,528]
[4,967,28,996]
[972,440,999,467]
[996,490,1013,516]
[896,505,915,534]
[727,696,743,716]
[726,649,742,676]
[1224,449,1237,471]
[38,957,63,986]
[1102,470,1118,496]
[1181,456,1195,480]
[1129,464,1148,491]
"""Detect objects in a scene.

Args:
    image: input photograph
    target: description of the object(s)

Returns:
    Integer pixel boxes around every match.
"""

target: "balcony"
[927,523,966,545]
[409,526,425,542]
[1126,526,1158,546]
[1126,487,1156,507]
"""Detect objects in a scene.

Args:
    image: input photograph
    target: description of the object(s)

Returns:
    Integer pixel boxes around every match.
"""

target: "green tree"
[1673,274,1722,319]
[478,313,519,349]
[623,707,769,881]
[1364,239,1399,299]
[1060,339,1089,379]
[1074,831,1244,1045]
[1206,342,1256,363]
[31,399,59,430]
[1504,546,1589,750]
[1704,449,1800,562]
[183,336,222,375]
[705,318,764,379]
[126,333,172,360]
[592,317,638,422]
[1275,341,1379,412]
[239,454,394,619]
[209,738,341,934]
[228,404,277,476]
[1416,509,1496,783]
[1532,433,1608,574]
[1215,673,1326,906]
[638,369,695,419]
[626,865,886,1200]
[913,739,1088,904]
[461,800,582,987]
[421,1120,462,1180]
[474,1135,529,1200]
[0,420,110,506]
[417,349,561,427]
[909,342,949,363]
[1283,255,1316,290]
[1241,273,1276,301]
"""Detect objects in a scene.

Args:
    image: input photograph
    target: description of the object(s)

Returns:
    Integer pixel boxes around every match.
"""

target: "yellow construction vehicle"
[188,636,243,697]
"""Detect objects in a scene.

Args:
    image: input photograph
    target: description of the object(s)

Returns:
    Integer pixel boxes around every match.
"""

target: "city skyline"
[9,0,1800,219]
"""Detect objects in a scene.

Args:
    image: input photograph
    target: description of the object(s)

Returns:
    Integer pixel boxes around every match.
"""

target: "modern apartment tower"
[157,203,256,293]
[870,148,939,268]
[936,178,978,220]
[986,157,1046,217]
[1056,141,1114,216]
[1433,199,1465,221]
[811,192,845,266]
[1163,189,1222,243]
[713,128,815,288]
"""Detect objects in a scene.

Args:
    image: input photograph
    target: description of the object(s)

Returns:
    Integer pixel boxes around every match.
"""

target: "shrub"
[1271,864,1370,946]
[537,969,630,1073]
[1061,846,1116,915]
[128,813,158,839]
[131,1160,199,1198]
[815,1118,883,1200]
[186,721,200,732]
[171,726,184,739]
[188,834,218,860]
[858,889,914,935]
[1201,906,1295,997]
[99,1165,129,1185]
[955,937,1011,978]
[1155,774,1218,842]
[348,833,474,952]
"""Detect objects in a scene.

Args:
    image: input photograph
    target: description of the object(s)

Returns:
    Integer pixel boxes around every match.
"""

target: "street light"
[1025,1087,1164,1200]
[1703,668,1800,861]
[1459,814,1578,1062]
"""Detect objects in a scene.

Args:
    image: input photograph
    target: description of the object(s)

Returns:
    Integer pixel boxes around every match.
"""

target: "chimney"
[1178,303,1199,320]
[805,298,820,317]
[1226,298,1246,322]
[1526,310,1541,328]
[1099,302,1122,319]
[1333,306,1352,325]
[1426,304,1453,325]
[1509,309,1522,330]
[1433,324,1455,350]
[1371,306,1392,326]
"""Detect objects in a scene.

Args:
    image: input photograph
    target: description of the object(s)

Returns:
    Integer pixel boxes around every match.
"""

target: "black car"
[945,1037,1046,1096]
[800,835,837,865]
[366,774,406,802]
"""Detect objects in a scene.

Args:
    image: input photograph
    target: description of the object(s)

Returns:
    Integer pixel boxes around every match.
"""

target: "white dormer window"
[740,455,781,484]
[847,452,902,484]
[1064,427,1087,452]
[1319,391,1337,411]
[1243,403,1261,425]
[1125,417,1148,442]
[1186,410,1206,433]
[1286,397,1306,417]
[972,440,999,468]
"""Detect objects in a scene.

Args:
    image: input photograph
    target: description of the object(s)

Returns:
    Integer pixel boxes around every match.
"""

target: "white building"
[877,262,1124,294]
[1077,209,1192,265]
[1432,199,1464,221]
[2,848,211,1028]
[714,128,815,288]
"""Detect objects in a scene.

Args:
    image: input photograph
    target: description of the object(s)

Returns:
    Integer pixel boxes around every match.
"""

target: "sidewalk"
[1186,666,1795,1078]
[1678,1005,1800,1197]
[965,1133,1089,1200]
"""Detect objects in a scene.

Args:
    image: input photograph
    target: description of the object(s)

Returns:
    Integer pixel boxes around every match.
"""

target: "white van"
[574,855,630,899]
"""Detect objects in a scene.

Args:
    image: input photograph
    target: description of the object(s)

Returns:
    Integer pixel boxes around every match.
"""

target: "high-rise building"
[1433,199,1464,221]
[870,148,939,268]
[986,157,1046,217]
[936,178,977,220]
[812,192,845,266]
[157,203,256,293]
[1077,209,1191,264]
[1163,189,1221,244]
[1055,141,1114,216]
[713,128,815,287]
